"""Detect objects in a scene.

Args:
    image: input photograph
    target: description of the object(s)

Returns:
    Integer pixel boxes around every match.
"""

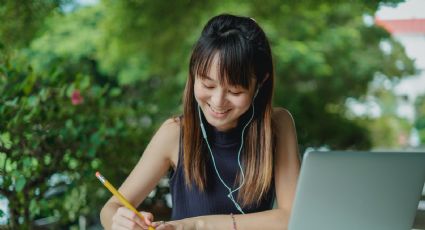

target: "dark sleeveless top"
[168,115,275,220]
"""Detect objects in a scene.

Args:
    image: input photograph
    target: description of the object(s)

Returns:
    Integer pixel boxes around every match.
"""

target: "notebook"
[288,151,425,230]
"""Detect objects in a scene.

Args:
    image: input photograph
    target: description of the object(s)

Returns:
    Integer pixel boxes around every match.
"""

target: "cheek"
[194,83,208,102]
[230,96,252,109]
[242,99,253,108]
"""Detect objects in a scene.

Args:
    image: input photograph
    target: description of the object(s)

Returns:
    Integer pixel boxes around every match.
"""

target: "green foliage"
[361,115,411,149]
[0,0,67,49]
[0,48,161,228]
[415,95,425,145]
[98,0,214,84]
[23,5,102,73]
[357,79,415,149]
[266,2,414,150]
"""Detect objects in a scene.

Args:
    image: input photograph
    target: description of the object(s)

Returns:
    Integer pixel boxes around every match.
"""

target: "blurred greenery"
[415,95,425,145]
[0,44,162,228]
[0,0,418,229]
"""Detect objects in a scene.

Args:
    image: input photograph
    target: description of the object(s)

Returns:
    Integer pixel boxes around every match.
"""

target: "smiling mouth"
[208,104,231,114]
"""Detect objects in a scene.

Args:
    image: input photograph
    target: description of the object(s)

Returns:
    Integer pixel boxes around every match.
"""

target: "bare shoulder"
[154,116,180,168]
[160,116,181,132]
[272,107,296,133]
[272,107,293,120]
[158,117,180,137]
[155,117,180,149]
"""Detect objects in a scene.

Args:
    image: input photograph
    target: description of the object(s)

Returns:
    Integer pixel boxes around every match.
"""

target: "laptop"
[288,151,425,230]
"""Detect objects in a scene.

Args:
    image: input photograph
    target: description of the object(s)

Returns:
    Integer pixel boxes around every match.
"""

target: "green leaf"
[5,159,17,173]
[39,88,49,102]
[66,84,76,97]
[0,132,12,149]
[29,199,41,216]
[23,157,32,168]
[77,74,91,90]
[0,152,6,168]
[68,158,78,169]
[22,72,37,95]
[4,98,18,107]
[109,87,121,97]
[27,95,39,107]
[15,176,26,192]
[90,159,100,169]
[32,158,39,168]
[65,119,74,129]
[44,154,52,165]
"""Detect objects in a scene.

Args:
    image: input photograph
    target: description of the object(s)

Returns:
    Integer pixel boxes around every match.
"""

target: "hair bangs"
[190,43,217,82]
[190,32,255,89]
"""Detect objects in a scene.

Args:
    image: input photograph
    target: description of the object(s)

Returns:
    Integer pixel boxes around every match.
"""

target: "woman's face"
[194,55,256,132]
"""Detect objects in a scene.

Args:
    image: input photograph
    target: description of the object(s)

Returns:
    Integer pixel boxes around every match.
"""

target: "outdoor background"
[1,0,424,229]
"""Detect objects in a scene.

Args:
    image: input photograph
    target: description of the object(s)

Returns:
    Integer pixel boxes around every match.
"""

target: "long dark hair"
[182,14,275,207]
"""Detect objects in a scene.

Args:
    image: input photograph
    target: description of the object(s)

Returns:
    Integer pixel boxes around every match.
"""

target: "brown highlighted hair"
[182,14,275,207]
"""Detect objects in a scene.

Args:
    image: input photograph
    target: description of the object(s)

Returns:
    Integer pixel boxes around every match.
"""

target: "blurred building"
[375,17,425,147]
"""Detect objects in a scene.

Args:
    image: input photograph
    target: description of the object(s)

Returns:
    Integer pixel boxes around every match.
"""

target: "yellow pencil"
[96,171,155,230]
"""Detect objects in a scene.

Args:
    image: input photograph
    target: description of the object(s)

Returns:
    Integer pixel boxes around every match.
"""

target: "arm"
[160,108,300,230]
[100,118,180,229]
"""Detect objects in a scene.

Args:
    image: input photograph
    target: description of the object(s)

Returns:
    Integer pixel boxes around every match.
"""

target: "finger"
[114,214,146,230]
[155,225,164,230]
[112,220,144,230]
[117,207,137,219]
[154,224,168,230]
[151,221,165,228]
[140,211,154,225]
[159,221,176,230]
[111,222,128,230]
[116,207,147,228]
[167,221,180,230]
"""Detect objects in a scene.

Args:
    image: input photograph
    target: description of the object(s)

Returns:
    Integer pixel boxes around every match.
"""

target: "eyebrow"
[200,75,215,82]
[199,74,247,90]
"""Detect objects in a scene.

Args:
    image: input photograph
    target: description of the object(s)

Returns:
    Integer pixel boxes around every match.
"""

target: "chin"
[205,115,237,131]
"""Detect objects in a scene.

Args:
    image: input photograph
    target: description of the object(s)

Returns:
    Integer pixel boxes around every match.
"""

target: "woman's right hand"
[111,207,154,230]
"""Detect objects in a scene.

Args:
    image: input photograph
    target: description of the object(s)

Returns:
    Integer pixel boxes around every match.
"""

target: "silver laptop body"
[288,151,425,230]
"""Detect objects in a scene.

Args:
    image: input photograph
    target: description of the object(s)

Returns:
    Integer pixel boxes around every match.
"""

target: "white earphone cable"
[197,101,256,214]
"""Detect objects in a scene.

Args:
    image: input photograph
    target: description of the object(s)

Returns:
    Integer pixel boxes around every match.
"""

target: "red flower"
[71,90,84,105]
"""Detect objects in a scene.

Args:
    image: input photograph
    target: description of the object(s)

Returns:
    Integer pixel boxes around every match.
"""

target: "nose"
[210,89,227,107]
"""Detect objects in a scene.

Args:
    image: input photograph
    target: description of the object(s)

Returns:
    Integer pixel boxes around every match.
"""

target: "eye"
[228,90,242,95]
[202,83,214,89]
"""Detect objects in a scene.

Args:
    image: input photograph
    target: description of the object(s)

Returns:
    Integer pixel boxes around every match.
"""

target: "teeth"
[209,105,228,114]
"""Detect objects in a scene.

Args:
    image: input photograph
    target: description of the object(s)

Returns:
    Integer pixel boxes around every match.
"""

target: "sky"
[376,0,425,19]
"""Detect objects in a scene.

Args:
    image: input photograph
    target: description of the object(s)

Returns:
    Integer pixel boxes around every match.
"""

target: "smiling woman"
[100,14,300,230]
[193,54,256,131]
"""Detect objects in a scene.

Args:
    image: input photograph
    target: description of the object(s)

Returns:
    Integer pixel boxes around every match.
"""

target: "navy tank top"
[169,116,275,220]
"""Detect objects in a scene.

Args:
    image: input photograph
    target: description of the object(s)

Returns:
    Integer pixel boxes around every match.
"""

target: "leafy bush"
[0,49,165,229]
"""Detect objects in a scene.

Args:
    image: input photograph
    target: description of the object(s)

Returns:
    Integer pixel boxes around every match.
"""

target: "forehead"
[199,55,220,81]
[195,53,255,88]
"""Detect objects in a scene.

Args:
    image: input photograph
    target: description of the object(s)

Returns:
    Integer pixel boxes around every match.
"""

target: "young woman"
[100,14,300,230]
